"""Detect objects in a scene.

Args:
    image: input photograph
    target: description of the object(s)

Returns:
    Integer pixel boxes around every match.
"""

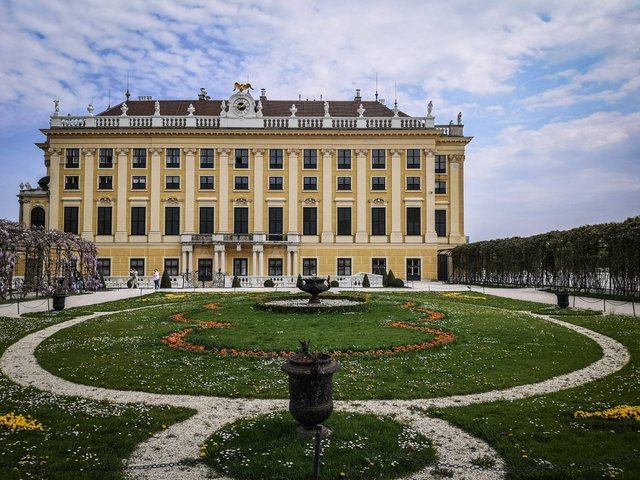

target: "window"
[233,258,248,276]
[407,149,421,169]
[406,207,421,235]
[198,259,213,281]
[132,176,146,190]
[337,207,351,236]
[268,207,283,240]
[130,258,145,276]
[269,176,283,190]
[303,149,317,169]
[337,149,351,169]
[166,148,180,168]
[200,176,214,190]
[199,207,214,234]
[337,176,351,190]
[165,175,180,190]
[371,207,386,235]
[406,177,421,191]
[64,176,79,190]
[164,258,179,276]
[435,210,447,237]
[165,207,180,235]
[98,175,113,190]
[30,207,45,227]
[234,176,249,190]
[235,148,249,168]
[303,207,317,235]
[268,259,283,276]
[303,176,317,191]
[435,155,447,174]
[269,149,283,169]
[97,258,111,277]
[132,148,147,168]
[63,206,78,234]
[303,258,317,276]
[200,148,214,168]
[99,148,113,168]
[372,258,386,275]
[435,180,446,194]
[65,148,80,168]
[131,207,146,235]
[407,258,421,281]
[337,258,352,276]
[372,149,386,169]
[234,207,249,234]
[97,206,112,235]
[371,177,386,191]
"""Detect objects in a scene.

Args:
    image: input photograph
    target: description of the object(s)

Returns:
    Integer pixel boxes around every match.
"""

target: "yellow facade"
[19,89,471,282]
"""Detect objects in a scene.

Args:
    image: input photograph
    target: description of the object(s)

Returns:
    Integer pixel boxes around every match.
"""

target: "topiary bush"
[232,275,241,288]
[160,270,171,288]
[382,270,388,287]
[362,274,370,288]
[264,279,275,288]
[387,270,396,287]
[330,280,339,288]
[296,274,303,289]
[391,278,404,288]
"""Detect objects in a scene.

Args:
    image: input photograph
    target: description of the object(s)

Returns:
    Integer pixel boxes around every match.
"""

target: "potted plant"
[52,279,68,311]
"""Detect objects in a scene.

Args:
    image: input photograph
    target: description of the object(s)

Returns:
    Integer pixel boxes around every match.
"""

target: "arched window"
[30,207,45,228]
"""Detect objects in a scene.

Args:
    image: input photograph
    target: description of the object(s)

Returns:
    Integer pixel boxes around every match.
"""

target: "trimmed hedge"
[264,279,275,288]
[254,294,368,314]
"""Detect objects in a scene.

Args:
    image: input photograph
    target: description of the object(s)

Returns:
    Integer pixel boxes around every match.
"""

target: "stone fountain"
[298,276,331,304]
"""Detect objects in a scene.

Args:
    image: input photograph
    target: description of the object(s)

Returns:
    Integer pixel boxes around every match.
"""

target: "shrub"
[264,279,275,288]
[382,270,388,287]
[362,274,370,288]
[160,270,171,288]
[232,276,241,288]
[296,274,303,289]
[387,270,396,286]
[330,280,339,288]
[391,278,404,288]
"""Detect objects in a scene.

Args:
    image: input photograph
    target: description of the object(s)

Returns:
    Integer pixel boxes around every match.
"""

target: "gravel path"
[0,308,630,480]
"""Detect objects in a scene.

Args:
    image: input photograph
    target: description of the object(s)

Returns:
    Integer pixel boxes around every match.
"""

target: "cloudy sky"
[0,0,638,241]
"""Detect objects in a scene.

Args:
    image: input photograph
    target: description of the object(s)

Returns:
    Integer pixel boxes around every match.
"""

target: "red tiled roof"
[97,99,409,118]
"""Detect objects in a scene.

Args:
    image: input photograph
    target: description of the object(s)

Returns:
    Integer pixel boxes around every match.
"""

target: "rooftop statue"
[234,82,254,93]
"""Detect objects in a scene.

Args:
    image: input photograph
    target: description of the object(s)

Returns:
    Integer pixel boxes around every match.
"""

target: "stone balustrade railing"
[51,114,463,135]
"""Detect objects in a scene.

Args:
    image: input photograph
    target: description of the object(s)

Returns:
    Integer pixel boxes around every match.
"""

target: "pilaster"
[390,148,403,243]
[148,148,163,242]
[48,148,62,230]
[81,148,95,240]
[321,148,334,243]
[183,148,197,234]
[424,148,437,243]
[287,148,299,235]
[218,148,231,233]
[355,148,368,243]
[253,148,265,233]
[450,154,464,242]
[114,148,129,242]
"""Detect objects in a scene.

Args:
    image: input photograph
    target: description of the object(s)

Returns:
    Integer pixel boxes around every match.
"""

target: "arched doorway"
[30,207,45,228]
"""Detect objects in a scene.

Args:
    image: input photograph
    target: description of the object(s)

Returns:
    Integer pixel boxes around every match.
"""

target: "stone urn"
[298,276,331,304]
[555,291,570,309]
[281,341,340,436]
[52,293,66,311]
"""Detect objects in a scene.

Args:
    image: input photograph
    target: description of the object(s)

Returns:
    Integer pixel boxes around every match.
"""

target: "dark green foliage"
[387,269,396,286]
[330,280,339,287]
[362,273,370,288]
[160,270,171,288]
[295,274,303,288]
[382,269,388,287]
[254,295,367,314]
[263,279,275,287]
[232,275,241,288]
[391,278,404,288]
[451,216,640,297]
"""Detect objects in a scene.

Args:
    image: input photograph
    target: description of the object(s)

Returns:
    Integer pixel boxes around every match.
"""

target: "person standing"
[152,269,160,291]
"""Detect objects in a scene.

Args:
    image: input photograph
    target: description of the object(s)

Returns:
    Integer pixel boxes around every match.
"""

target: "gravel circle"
[0,307,630,480]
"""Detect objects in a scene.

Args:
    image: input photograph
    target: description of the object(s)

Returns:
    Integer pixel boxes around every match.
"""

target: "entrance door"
[406,258,421,281]
[233,258,248,276]
[437,253,449,281]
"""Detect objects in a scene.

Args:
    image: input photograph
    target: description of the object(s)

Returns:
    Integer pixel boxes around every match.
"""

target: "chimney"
[260,88,267,100]
[354,88,361,101]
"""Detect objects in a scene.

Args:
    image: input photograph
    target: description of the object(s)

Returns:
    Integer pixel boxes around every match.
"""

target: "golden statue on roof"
[234,82,254,93]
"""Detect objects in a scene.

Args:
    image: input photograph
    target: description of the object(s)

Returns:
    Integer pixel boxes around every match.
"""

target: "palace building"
[17,86,471,284]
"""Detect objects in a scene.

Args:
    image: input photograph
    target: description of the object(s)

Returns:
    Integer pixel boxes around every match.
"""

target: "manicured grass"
[34,292,603,399]
[201,411,435,480]
[426,313,640,479]
[0,312,194,480]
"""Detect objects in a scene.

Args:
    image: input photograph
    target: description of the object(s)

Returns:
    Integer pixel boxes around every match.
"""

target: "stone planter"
[52,293,66,311]
[555,292,570,309]
[298,277,331,304]
[281,344,340,435]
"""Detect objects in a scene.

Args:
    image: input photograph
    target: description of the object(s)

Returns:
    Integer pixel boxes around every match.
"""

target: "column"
[355,149,368,243]
[286,250,292,276]
[183,148,197,234]
[48,148,62,230]
[182,249,188,274]
[220,248,227,274]
[81,148,95,240]
[148,148,163,242]
[214,248,219,273]
[114,148,129,242]
[259,249,264,276]
[424,148,437,243]
[218,148,231,234]
[252,149,265,235]
[321,149,334,243]
[252,248,258,276]
[390,149,403,243]
[450,155,463,242]
[292,249,299,276]
[287,149,299,235]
